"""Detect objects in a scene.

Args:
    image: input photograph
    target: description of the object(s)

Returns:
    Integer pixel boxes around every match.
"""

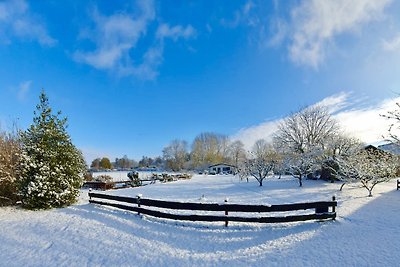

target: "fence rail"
[88,192,337,226]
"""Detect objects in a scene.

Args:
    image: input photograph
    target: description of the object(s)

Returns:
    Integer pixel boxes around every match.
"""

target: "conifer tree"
[19,91,86,209]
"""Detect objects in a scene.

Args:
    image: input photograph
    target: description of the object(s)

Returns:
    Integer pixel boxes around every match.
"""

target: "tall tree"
[99,157,112,170]
[163,139,188,171]
[228,140,246,172]
[274,105,338,154]
[274,105,338,186]
[90,158,101,170]
[191,132,229,169]
[19,91,86,209]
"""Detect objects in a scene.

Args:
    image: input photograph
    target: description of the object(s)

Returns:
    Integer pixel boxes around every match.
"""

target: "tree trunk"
[259,180,263,186]
[299,175,303,187]
[340,183,346,191]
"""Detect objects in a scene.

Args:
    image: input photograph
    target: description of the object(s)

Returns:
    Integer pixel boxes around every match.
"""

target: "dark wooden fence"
[397,179,400,190]
[88,192,337,226]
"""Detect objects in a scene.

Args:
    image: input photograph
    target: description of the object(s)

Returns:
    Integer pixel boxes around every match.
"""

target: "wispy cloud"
[221,0,258,28]
[17,80,32,101]
[74,1,196,80]
[270,0,392,68]
[0,0,56,46]
[74,0,155,71]
[231,92,399,149]
[156,24,196,41]
[382,33,400,51]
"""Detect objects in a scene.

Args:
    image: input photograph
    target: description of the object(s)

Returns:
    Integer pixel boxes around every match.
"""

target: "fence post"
[332,195,336,220]
[137,194,142,215]
[224,198,229,227]
[397,179,399,190]
[88,188,92,200]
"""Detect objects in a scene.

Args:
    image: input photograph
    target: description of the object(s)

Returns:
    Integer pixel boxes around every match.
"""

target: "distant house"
[208,163,236,175]
[365,143,400,176]
[377,143,400,155]
[364,143,400,156]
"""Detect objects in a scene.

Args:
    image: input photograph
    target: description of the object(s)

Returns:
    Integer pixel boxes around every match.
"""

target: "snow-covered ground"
[1,174,399,266]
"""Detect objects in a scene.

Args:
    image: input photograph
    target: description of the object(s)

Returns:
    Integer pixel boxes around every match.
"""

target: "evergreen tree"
[19,91,86,209]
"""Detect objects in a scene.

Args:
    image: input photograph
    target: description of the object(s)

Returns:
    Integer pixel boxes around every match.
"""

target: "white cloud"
[335,97,400,143]
[278,0,392,68]
[74,1,155,70]
[156,24,196,41]
[17,80,32,101]
[231,92,399,149]
[382,33,400,51]
[221,0,257,28]
[231,120,281,150]
[311,91,352,113]
[0,0,56,46]
[267,18,288,48]
[74,0,196,80]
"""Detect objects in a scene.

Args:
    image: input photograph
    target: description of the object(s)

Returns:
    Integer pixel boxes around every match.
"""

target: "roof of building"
[208,163,236,168]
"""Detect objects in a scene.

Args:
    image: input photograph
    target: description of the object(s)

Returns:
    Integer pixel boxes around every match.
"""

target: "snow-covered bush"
[18,91,86,209]
[0,129,21,206]
[333,149,398,197]
[94,175,113,183]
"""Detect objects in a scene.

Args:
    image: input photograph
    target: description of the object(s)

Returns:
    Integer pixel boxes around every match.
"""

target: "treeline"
[89,104,400,197]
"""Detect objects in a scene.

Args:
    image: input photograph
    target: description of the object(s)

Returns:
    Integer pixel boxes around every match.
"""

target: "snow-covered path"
[1,175,399,266]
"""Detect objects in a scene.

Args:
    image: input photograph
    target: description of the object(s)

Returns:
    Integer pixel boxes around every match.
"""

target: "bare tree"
[0,128,21,205]
[332,148,398,197]
[228,140,246,174]
[274,105,338,153]
[163,139,189,171]
[283,149,322,187]
[274,105,339,186]
[382,102,400,143]
[242,140,279,186]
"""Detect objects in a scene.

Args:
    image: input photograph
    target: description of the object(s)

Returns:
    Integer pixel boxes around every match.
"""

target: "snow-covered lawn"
[1,174,399,266]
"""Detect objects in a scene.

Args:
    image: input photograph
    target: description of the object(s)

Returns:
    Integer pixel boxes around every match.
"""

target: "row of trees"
[88,103,399,197]
[90,155,164,171]
[240,105,399,197]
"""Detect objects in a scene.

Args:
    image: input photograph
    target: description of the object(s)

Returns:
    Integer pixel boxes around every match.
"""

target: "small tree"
[19,91,86,209]
[283,149,322,187]
[242,140,278,186]
[333,149,397,197]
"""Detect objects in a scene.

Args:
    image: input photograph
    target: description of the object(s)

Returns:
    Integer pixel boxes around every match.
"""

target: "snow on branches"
[19,91,86,209]
[242,140,280,186]
[332,148,398,197]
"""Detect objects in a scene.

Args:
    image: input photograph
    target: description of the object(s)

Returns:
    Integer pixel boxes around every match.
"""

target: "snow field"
[1,174,399,266]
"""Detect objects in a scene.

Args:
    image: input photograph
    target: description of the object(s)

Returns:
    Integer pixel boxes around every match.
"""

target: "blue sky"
[1,0,400,163]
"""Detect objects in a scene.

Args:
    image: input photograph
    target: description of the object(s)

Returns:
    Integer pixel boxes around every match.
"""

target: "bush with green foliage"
[19,91,86,209]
